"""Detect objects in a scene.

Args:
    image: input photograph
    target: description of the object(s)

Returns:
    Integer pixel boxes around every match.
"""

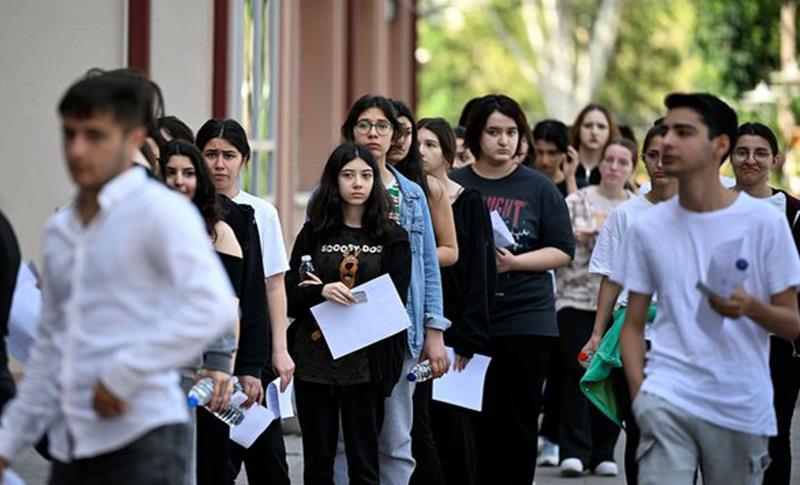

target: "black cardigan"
[442,188,495,357]
[285,221,411,396]
[218,195,272,381]
[0,210,20,345]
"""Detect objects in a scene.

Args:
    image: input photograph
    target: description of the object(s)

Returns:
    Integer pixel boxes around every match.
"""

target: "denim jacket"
[387,165,450,358]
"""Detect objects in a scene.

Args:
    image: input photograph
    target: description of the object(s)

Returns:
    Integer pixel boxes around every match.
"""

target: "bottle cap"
[406,372,417,382]
[301,255,312,262]
[187,396,199,408]
[735,258,748,271]
[578,351,589,362]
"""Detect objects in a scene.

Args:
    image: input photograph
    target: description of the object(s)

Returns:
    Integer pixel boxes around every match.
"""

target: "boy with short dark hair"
[0,72,237,484]
[617,93,800,484]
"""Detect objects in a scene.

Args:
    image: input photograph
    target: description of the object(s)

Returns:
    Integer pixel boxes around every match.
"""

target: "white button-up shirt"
[0,167,237,462]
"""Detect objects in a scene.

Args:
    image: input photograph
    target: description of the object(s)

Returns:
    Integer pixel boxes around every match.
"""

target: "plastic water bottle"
[187,377,245,426]
[407,360,434,383]
[719,258,749,298]
[578,350,593,369]
[299,255,316,281]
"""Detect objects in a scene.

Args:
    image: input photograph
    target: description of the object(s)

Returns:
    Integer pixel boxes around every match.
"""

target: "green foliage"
[417,0,795,129]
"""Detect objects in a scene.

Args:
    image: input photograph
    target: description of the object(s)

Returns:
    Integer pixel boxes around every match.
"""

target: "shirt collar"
[97,166,148,212]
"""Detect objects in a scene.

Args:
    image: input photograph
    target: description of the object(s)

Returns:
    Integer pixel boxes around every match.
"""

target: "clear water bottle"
[578,350,594,369]
[407,360,434,383]
[719,258,749,298]
[299,255,316,281]
[187,377,245,426]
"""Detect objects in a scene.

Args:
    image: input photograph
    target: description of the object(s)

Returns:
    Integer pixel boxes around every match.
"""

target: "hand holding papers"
[490,211,515,249]
[310,274,410,360]
[432,347,491,411]
[696,238,749,299]
[230,376,295,449]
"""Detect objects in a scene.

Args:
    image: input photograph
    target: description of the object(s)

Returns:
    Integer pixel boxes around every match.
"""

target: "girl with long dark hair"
[286,143,411,484]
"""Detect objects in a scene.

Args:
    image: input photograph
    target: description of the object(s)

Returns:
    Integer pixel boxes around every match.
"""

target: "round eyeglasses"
[355,120,393,136]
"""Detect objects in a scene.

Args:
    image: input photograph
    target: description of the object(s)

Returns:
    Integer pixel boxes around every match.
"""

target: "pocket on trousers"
[749,452,771,474]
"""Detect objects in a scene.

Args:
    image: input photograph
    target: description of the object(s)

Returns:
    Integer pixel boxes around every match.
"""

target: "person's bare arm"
[709,287,800,341]
[579,276,623,361]
[427,176,459,267]
[619,292,652,398]
[496,247,571,273]
[267,273,295,392]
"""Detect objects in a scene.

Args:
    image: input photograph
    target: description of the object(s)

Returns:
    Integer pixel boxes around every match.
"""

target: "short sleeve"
[589,207,624,277]
[257,203,290,277]
[539,180,576,258]
[611,222,655,295]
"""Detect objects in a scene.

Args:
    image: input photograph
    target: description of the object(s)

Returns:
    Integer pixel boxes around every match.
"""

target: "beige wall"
[0,0,127,262]
[150,0,214,133]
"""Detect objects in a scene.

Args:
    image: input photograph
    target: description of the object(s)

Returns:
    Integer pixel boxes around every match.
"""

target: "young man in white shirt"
[0,72,237,484]
[617,92,800,485]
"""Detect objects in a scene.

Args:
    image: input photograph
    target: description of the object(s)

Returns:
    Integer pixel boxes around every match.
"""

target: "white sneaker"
[559,458,585,477]
[594,461,619,476]
[536,440,559,467]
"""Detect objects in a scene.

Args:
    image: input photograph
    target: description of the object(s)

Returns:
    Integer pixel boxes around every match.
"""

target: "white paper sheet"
[2,469,26,485]
[266,376,295,419]
[229,391,277,449]
[8,262,42,364]
[696,238,748,299]
[490,211,515,248]
[432,347,492,411]
[310,274,410,360]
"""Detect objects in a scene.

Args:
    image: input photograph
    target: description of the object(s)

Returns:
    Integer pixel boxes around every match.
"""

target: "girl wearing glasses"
[731,122,800,485]
[333,95,450,485]
[580,124,676,484]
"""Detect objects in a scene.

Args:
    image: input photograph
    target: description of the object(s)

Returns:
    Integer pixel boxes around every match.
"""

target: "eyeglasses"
[355,120,392,136]
[643,151,661,163]
[732,148,772,164]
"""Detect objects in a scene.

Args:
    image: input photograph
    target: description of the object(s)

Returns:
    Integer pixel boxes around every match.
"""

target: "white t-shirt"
[232,190,290,277]
[614,193,800,436]
[589,193,655,307]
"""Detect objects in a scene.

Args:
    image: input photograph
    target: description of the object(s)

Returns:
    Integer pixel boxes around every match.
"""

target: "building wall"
[0,0,416,260]
[150,0,215,133]
[0,0,127,262]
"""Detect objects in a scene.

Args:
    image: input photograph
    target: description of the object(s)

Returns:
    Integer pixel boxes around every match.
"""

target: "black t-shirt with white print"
[293,225,384,385]
[451,164,575,337]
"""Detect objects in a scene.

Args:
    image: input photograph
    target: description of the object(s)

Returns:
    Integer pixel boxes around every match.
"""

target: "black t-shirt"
[451,165,575,337]
[293,226,384,385]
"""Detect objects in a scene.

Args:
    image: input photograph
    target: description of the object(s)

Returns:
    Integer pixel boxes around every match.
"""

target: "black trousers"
[539,336,563,444]
[430,397,480,485]
[477,335,554,484]
[294,380,384,485]
[764,336,800,485]
[612,365,639,485]
[49,425,188,485]
[557,308,620,468]
[228,417,289,485]
[195,379,290,485]
[410,380,446,485]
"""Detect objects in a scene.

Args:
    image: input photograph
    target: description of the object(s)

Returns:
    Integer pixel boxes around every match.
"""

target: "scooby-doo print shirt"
[293,225,384,385]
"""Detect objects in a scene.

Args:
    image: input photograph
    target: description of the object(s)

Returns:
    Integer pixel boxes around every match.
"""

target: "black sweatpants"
[477,335,554,484]
[557,308,620,468]
[294,380,384,485]
[195,378,290,485]
[410,380,446,485]
[430,397,480,485]
[764,336,800,485]
[539,337,563,444]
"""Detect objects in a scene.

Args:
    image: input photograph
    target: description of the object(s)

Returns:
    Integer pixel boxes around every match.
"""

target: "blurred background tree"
[415,0,800,189]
